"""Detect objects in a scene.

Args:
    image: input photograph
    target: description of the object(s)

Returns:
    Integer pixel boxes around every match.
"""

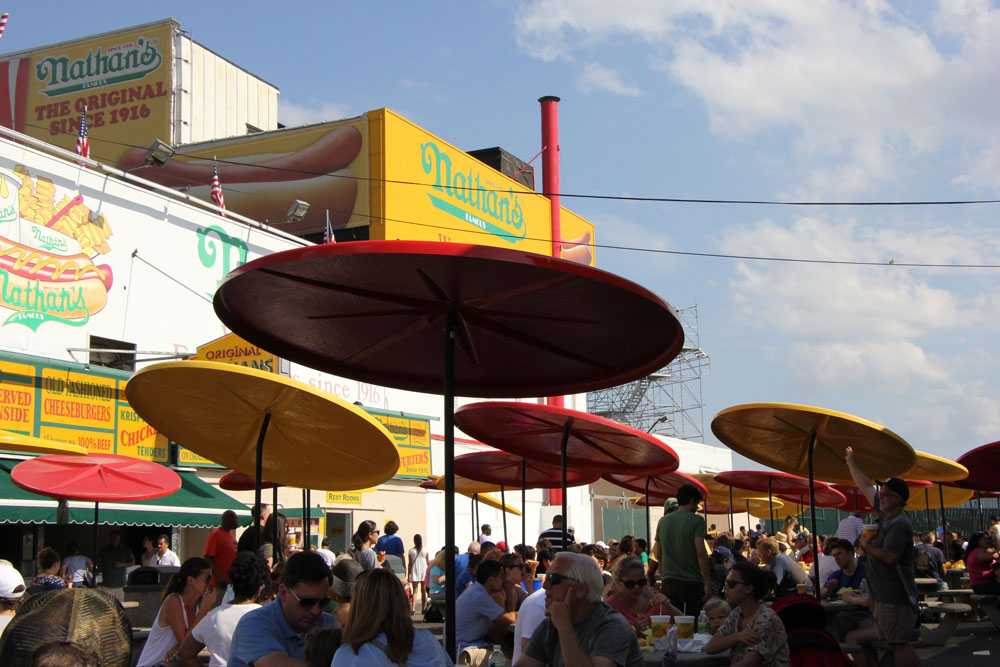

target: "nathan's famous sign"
[0,165,113,330]
[0,20,173,164]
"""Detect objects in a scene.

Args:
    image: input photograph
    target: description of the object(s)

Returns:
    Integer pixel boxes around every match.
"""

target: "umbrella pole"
[443,305,457,660]
[471,494,476,539]
[501,485,508,546]
[645,476,651,555]
[521,460,527,550]
[977,491,984,532]
[253,413,272,553]
[807,433,820,598]
[93,501,100,568]
[303,489,310,551]
[925,488,931,532]
[729,485,734,535]
[272,484,279,551]
[560,420,572,551]
[939,483,949,560]
[768,477,774,533]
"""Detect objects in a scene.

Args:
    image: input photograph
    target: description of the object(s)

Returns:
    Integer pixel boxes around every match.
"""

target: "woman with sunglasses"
[706,560,790,666]
[137,556,217,667]
[499,552,529,612]
[604,556,681,631]
[332,568,453,666]
[351,520,381,571]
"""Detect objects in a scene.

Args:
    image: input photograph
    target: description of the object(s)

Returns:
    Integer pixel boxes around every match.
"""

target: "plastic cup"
[650,615,672,650]
[676,615,695,639]
[863,524,878,540]
[796,582,808,594]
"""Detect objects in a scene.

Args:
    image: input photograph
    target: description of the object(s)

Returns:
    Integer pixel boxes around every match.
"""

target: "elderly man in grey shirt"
[516,552,642,667]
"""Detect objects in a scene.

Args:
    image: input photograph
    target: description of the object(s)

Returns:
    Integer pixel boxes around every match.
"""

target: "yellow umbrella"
[425,475,521,515]
[691,473,762,501]
[908,484,974,511]
[711,403,915,485]
[0,430,87,456]
[126,360,399,490]
[905,450,968,483]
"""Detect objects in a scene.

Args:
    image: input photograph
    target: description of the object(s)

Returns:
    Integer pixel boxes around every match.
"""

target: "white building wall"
[173,32,279,145]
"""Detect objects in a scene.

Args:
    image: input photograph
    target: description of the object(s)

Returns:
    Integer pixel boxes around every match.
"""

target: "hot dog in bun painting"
[0,165,113,330]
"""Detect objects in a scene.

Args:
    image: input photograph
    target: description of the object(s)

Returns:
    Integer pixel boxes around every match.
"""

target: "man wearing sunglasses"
[229,551,339,666]
[516,552,643,667]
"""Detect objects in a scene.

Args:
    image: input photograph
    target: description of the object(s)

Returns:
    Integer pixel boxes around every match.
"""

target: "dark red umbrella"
[455,451,600,547]
[11,454,181,556]
[953,441,1000,492]
[219,470,280,491]
[456,401,680,552]
[604,471,708,547]
[213,240,684,658]
[714,470,845,524]
[833,480,933,513]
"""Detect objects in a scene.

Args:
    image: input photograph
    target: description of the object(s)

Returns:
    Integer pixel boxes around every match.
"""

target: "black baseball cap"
[881,477,909,502]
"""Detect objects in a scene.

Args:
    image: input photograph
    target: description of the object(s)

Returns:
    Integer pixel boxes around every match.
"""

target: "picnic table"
[642,648,730,665]
[820,599,867,640]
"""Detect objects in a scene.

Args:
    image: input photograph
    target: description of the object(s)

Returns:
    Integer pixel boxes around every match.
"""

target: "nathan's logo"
[197,225,247,289]
[1,166,114,332]
[420,141,526,244]
[35,36,163,97]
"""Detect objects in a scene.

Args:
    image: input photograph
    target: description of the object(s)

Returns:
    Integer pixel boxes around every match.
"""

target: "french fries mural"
[0,165,113,330]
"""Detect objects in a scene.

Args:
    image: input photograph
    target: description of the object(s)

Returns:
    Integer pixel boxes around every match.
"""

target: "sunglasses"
[546,572,581,587]
[724,578,748,588]
[619,578,647,589]
[508,563,527,570]
[287,587,332,609]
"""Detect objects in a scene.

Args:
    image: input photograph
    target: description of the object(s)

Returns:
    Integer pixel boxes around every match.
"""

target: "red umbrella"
[833,480,933,513]
[11,454,181,556]
[213,240,685,658]
[714,470,845,524]
[456,401,680,552]
[219,470,280,491]
[605,472,709,545]
[953,441,1000,492]
[455,451,599,547]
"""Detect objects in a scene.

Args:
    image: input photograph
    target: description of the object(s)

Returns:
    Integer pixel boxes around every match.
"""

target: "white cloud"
[577,62,641,96]
[513,0,1000,196]
[278,99,352,126]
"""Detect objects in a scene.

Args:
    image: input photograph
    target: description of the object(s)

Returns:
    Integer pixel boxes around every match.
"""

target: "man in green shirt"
[95,530,134,602]
[648,484,710,616]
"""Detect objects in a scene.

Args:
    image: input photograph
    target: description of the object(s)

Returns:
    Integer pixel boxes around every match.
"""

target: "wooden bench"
[971,594,1000,631]
[918,602,972,646]
[936,588,974,601]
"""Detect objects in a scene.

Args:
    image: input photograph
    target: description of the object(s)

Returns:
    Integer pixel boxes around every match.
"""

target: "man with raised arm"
[845,446,920,667]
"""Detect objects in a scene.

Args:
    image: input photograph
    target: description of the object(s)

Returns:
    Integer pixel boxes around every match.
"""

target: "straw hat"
[775,531,788,543]
[0,588,131,666]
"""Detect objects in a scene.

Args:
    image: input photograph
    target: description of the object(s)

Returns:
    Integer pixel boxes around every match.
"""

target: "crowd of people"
[4,449,1000,666]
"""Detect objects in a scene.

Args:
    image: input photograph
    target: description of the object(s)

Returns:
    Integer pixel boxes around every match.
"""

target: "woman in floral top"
[33,547,67,590]
[706,560,790,667]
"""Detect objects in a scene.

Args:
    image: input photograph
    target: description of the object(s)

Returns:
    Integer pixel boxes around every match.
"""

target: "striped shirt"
[537,528,575,552]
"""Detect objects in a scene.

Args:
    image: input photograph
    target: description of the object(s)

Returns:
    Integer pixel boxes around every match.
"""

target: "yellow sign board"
[326,489,374,506]
[370,412,432,478]
[3,20,175,165]
[371,108,595,265]
[0,351,168,462]
[0,360,36,433]
[194,332,279,373]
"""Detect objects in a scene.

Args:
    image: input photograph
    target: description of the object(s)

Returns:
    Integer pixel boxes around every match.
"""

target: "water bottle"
[488,644,507,667]
[697,609,709,635]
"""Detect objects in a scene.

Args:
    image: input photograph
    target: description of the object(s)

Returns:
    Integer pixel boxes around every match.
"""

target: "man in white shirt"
[513,587,546,664]
[316,537,337,569]
[153,534,181,567]
[837,512,865,546]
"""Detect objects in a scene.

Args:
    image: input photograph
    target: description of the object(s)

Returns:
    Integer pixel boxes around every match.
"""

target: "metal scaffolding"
[587,305,710,441]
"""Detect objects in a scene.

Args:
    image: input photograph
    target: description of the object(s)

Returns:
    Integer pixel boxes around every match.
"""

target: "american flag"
[323,209,335,244]
[75,106,89,159]
[0,14,9,41]
[211,159,226,217]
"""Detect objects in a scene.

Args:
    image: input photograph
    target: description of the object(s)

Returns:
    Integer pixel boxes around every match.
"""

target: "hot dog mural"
[0,165,113,330]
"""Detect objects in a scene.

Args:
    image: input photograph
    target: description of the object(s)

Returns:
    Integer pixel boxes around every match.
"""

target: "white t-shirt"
[478,533,492,545]
[513,587,546,664]
[63,554,91,584]
[190,602,260,667]
[316,548,337,569]
[836,516,865,545]
[154,549,181,567]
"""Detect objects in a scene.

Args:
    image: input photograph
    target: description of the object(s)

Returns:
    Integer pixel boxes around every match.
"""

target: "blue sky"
[5,1,1000,470]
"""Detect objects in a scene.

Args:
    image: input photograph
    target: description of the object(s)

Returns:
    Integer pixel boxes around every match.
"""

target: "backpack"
[786,628,853,666]
[771,593,827,632]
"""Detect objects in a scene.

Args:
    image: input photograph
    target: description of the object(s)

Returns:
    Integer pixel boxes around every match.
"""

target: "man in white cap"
[0,559,25,633]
